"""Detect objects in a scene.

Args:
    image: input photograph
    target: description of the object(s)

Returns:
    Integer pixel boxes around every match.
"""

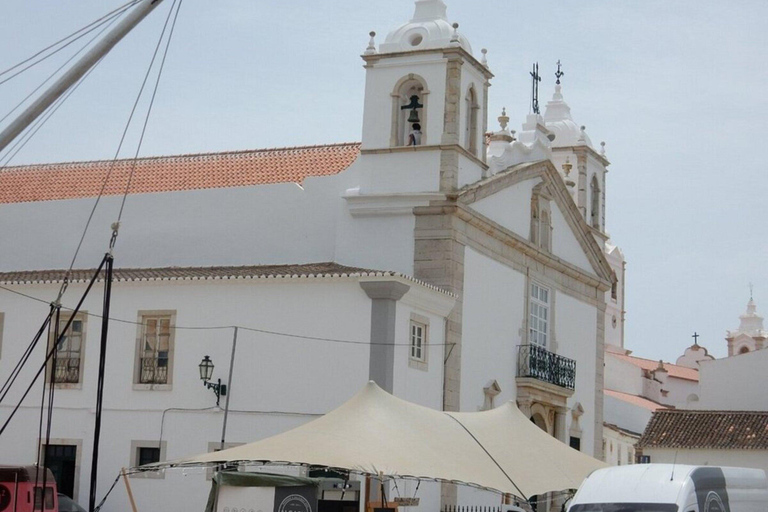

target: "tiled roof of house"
[637,410,768,450]
[604,389,670,412]
[0,262,454,296]
[0,142,361,204]
[610,353,700,382]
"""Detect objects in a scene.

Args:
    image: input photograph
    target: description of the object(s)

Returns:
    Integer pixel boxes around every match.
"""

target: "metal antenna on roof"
[670,450,679,481]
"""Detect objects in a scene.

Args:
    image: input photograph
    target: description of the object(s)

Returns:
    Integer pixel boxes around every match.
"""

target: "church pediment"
[457,160,613,284]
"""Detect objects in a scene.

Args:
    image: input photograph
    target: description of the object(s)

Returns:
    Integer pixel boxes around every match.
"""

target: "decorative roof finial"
[530,62,542,114]
[498,107,509,131]
[555,59,564,85]
[365,31,377,55]
[600,141,606,156]
[450,23,460,46]
[562,157,572,177]
[750,282,754,301]
[692,331,700,347]
[578,125,587,144]
[481,48,488,68]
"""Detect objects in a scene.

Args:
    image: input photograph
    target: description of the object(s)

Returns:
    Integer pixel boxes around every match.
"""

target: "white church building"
[0,1,623,510]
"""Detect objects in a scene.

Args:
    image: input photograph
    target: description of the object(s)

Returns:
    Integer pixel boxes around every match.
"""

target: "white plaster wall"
[662,377,700,410]
[392,302,445,410]
[470,179,536,241]
[643,448,768,475]
[354,151,442,195]
[0,174,342,272]
[550,202,594,274]
[0,278,376,512]
[457,153,485,188]
[604,355,644,395]
[361,53,447,149]
[460,247,526,412]
[555,292,598,456]
[698,349,768,410]
[603,395,653,435]
[603,427,637,466]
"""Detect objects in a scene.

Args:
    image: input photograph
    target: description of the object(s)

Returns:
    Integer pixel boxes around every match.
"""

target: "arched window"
[590,175,601,229]
[464,86,479,156]
[391,74,428,147]
[739,346,750,354]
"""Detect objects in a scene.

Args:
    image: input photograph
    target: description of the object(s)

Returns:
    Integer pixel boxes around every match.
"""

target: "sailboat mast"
[0,0,166,154]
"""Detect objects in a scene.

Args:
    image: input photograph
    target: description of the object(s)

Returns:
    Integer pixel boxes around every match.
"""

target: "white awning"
[152,381,605,498]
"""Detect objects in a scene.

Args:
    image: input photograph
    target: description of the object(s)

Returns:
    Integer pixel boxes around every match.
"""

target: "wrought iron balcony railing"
[53,357,80,383]
[517,344,576,390]
[139,356,168,384]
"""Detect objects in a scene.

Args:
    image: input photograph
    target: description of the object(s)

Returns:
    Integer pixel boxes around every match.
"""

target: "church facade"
[0,1,623,510]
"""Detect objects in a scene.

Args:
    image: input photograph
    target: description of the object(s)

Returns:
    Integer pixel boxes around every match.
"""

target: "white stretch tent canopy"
[158,381,605,498]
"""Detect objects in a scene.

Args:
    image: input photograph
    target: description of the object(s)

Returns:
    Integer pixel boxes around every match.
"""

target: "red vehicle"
[0,466,58,512]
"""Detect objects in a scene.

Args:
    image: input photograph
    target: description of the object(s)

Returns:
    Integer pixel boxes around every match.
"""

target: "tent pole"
[220,326,238,450]
[121,468,139,512]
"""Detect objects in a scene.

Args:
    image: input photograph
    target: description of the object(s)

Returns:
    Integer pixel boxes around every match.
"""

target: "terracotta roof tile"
[637,410,768,450]
[604,389,671,412]
[0,262,380,284]
[0,143,361,204]
[0,262,455,297]
[611,353,700,382]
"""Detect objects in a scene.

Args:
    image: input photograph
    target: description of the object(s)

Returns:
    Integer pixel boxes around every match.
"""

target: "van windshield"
[571,504,678,512]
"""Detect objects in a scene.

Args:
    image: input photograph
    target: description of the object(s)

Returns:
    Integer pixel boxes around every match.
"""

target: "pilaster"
[594,301,606,460]
[440,50,463,192]
[360,281,411,393]
[576,150,588,219]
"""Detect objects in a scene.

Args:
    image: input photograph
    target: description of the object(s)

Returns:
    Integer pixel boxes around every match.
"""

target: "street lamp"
[199,355,227,406]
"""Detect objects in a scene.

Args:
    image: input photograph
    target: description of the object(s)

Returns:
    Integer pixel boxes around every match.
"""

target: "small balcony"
[517,344,575,390]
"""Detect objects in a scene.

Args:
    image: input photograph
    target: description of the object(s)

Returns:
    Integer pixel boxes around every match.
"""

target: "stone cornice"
[455,160,614,285]
[414,201,610,292]
[559,145,610,167]
[361,47,494,80]
[360,144,489,170]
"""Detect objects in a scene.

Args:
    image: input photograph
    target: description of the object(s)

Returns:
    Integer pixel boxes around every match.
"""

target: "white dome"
[379,0,472,55]
[543,85,592,148]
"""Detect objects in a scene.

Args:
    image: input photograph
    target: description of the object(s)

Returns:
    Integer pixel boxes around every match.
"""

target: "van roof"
[573,465,767,505]
[0,465,56,483]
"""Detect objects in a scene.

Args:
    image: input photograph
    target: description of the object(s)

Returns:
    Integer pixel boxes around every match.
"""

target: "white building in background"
[725,297,767,356]
[0,1,622,510]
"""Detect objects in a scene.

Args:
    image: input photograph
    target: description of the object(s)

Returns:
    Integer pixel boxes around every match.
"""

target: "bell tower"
[358,0,492,195]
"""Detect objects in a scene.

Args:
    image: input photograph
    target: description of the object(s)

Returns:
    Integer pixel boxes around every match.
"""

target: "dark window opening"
[137,447,160,466]
[569,436,581,451]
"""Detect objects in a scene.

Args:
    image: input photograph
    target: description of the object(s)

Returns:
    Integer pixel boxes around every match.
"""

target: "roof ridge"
[655,409,768,415]
[617,353,693,369]
[0,141,362,172]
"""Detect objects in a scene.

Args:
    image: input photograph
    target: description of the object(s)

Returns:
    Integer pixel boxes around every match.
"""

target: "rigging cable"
[0,257,106,437]
[0,0,140,84]
[34,304,57,476]
[0,308,54,403]
[0,3,131,126]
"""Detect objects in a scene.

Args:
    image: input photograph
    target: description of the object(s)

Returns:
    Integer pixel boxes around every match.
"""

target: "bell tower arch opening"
[391,74,428,147]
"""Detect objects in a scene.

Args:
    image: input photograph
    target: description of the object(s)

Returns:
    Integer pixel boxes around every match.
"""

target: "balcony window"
[134,311,175,389]
[529,283,549,347]
[517,344,575,390]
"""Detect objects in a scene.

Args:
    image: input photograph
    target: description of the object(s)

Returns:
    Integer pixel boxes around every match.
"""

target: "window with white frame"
[135,312,174,386]
[49,313,86,385]
[410,320,427,362]
[529,283,550,347]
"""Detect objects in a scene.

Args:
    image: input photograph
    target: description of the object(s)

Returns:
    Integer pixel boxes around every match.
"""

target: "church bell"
[407,108,420,124]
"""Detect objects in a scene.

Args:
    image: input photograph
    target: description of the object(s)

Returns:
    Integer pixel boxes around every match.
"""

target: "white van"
[568,464,768,512]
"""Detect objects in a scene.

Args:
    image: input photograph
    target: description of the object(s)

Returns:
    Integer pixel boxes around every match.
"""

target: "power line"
[0,283,456,348]
[0,0,140,83]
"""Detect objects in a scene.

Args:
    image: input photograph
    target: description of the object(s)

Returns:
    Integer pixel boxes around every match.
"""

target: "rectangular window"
[569,436,581,451]
[136,312,174,386]
[49,313,86,385]
[410,321,426,362]
[129,440,166,479]
[529,283,549,347]
[138,447,160,466]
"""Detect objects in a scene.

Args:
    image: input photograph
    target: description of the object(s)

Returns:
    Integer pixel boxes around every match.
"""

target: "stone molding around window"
[47,311,88,390]
[408,313,430,371]
[129,440,167,479]
[530,182,553,253]
[132,310,176,391]
[390,73,429,148]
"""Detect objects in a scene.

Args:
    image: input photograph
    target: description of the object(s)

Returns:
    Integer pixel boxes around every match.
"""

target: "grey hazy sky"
[1,0,766,362]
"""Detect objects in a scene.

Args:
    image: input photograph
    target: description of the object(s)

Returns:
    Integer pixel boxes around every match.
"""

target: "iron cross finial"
[530,62,542,114]
[555,60,564,85]
[692,332,700,345]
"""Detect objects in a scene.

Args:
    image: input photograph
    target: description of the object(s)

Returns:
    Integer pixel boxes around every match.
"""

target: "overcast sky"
[1,0,766,363]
